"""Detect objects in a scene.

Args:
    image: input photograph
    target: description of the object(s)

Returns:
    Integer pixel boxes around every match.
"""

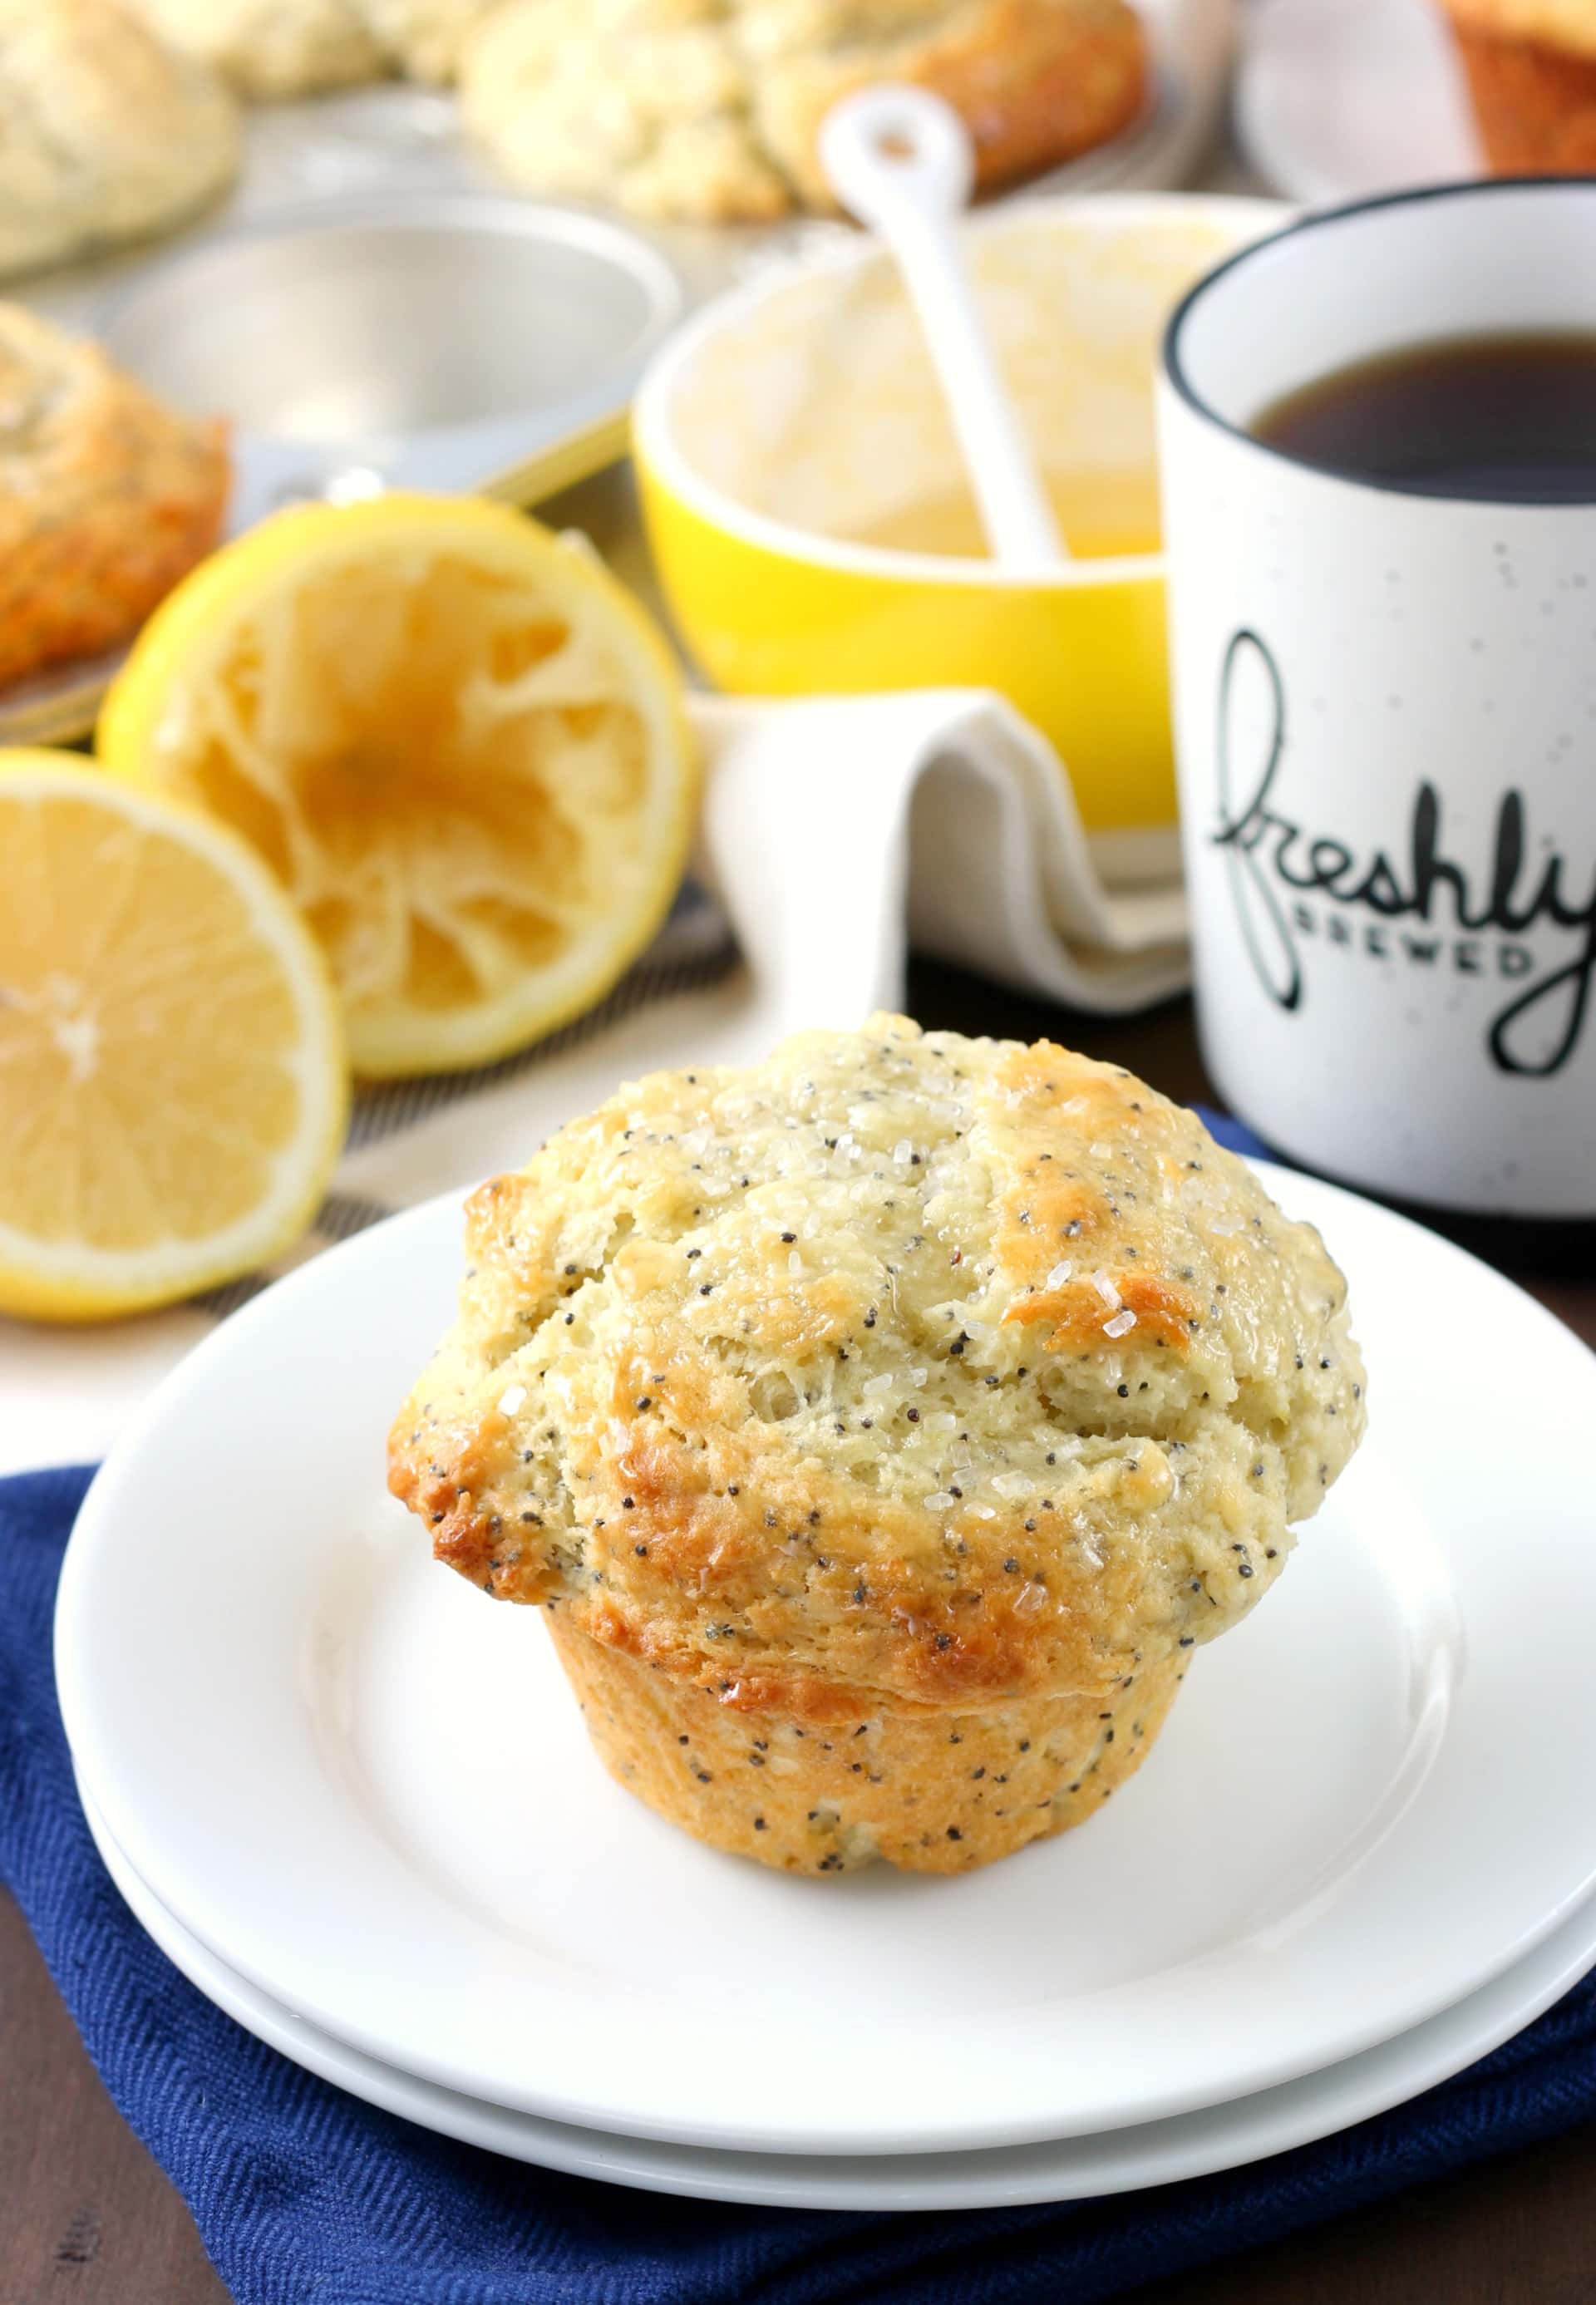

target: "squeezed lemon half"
[0,753,347,1322]
[98,493,699,1078]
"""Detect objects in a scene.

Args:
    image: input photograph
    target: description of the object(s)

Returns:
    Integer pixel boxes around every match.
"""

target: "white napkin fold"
[0,688,1188,1474]
[697,691,1188,1040]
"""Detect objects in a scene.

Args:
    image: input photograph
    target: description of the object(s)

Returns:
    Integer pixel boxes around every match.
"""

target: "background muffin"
[391,1015,1365,1875]
[128,0,385,97]
[459,0,1148,225]
[1438,0,1596,170]
[0,0,239,279]
[357,0,503,81]
[0,307,229,690]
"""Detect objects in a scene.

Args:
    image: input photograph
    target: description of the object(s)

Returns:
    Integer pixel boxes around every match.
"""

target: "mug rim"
[1161,174,1596,508]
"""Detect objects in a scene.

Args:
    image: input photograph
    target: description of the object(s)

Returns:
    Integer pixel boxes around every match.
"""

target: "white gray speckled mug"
[1158,180,1596,1220]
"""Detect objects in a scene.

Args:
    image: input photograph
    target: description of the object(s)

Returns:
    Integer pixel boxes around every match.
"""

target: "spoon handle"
[820,86,1066,565]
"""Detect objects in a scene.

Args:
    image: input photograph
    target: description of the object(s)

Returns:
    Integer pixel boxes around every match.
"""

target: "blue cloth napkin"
[1198,1111,1264,1160]
[6,1111,1595,2305]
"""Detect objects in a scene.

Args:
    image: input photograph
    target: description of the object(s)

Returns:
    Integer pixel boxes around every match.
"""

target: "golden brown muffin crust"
[392,1017,1364,1742]
[548,1611,1187,1872]
[0,306,229,691]
[751,0,1149,209]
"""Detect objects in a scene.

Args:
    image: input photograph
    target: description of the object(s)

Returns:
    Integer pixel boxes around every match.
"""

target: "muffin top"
[0,304,229,689]
[0,0,239,281]
[390,1015,1365,1719]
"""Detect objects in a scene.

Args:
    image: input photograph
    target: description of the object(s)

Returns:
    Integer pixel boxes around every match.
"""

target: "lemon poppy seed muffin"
[0,306,229,692]
[390,1014,1365,1875]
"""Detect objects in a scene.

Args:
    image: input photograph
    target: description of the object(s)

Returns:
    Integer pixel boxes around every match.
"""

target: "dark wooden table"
[5,976,1594,2305]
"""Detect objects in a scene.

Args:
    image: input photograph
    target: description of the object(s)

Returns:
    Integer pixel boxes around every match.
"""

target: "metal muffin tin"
[18,85,819,528]
[96,191,687,530]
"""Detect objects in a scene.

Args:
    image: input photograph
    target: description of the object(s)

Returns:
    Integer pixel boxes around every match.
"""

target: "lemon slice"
[98,493,698,1078]
[0,753,346,1322]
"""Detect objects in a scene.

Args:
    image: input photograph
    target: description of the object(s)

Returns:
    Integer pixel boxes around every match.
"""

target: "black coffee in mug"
[1251,331,1596,503]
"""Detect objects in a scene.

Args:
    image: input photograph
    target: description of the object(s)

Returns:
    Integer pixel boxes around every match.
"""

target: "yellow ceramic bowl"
[635,194,1286,845]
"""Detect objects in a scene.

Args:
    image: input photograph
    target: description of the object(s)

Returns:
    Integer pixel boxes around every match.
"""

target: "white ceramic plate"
[56,1165,1596,2157]
[81,1774,1596,2210]
[1236,0,1484,208]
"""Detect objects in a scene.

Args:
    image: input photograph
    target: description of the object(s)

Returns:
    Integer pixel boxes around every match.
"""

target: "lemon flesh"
[98,494,698,1078]
[0,755,346,1322]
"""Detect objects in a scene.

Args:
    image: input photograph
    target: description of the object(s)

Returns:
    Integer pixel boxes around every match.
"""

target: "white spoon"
[819,84,1066,564]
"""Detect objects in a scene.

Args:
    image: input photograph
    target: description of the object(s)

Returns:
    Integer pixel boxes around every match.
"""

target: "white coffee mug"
[1158,180,1596,1220]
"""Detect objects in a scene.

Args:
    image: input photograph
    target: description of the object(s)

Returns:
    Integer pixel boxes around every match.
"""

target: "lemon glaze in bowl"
[634,194,1287,845]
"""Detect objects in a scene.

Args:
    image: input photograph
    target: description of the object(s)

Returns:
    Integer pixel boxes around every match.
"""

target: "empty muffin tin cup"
[96,192,686,524]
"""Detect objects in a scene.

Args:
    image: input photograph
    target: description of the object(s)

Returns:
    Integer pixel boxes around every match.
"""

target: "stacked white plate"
[56,1163,1596,2210]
